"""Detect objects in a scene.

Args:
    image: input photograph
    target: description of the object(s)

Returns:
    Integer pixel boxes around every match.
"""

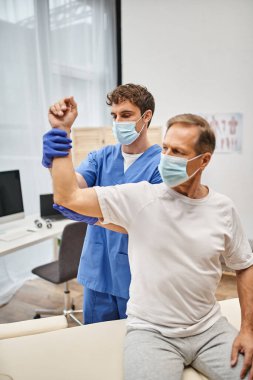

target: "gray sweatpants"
[124,317,244,380]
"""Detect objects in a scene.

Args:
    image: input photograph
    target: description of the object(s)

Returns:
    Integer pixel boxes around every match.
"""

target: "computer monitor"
[0,170,24,224]
[40,193,66,221]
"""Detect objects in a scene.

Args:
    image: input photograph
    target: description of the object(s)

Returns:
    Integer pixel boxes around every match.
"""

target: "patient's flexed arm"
[48,97,102,218]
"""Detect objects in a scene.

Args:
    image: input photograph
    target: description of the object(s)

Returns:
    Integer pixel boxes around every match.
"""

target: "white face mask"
[112,113,146,145]
[158,153,203,187]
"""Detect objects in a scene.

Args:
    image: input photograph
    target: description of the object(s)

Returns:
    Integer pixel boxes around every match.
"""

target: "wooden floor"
[0,274,238,327]
[0,278,84,327]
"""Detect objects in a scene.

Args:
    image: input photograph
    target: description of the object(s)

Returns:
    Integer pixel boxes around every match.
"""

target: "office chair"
[32,222,87,326]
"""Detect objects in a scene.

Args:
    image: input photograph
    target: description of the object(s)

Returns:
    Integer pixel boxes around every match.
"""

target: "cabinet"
[72,126,163,167]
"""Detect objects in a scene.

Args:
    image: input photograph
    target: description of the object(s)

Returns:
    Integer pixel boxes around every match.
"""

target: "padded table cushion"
[0,298,241,380]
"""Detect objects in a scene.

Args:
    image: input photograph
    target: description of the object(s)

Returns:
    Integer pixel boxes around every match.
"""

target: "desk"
[0,215,72,257]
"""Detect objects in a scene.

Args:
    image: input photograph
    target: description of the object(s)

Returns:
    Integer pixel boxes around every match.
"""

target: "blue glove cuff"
[53,204,98,225]
[42,156,52,169]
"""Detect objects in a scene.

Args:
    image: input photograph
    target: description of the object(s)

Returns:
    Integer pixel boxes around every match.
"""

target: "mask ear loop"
[187,166,201,181]
[187,153,204,162]
[187,154,204,180]
[137,112,148,135]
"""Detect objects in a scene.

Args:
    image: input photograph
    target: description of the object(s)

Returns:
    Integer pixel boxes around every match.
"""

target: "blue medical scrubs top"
[76,143,162,299]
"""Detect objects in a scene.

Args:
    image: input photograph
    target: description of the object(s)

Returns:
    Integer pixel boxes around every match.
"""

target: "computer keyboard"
[0,228,36,242]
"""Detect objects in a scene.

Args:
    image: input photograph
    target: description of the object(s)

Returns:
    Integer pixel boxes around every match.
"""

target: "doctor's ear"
[143,109,152,124]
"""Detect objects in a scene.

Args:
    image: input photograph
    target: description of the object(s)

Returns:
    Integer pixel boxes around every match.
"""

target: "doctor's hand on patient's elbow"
[48,96,78,132]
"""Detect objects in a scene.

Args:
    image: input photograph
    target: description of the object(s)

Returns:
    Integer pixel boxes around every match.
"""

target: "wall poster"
[201,113,243,153]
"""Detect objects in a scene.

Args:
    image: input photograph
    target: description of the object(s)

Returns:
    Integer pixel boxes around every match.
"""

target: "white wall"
[122,0,253,236]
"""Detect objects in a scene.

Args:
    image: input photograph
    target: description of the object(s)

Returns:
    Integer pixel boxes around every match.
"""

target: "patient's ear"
[201,153,212,169]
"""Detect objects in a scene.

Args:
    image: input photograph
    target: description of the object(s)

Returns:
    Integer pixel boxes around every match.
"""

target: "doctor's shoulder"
[97,143,121,160]
[85,144,120,165]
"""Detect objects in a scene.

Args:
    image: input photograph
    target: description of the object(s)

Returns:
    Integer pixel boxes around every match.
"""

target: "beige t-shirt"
[95,182,253,337]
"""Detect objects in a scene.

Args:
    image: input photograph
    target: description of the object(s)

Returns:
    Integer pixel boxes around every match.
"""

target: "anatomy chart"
[202,113,242,153]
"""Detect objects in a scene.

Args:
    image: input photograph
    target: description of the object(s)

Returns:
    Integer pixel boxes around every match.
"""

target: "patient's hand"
[48,96,78,133]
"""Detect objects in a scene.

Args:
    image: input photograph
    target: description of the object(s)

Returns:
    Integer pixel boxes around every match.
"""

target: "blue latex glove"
[42,129,72,168]
[53,203,98,225]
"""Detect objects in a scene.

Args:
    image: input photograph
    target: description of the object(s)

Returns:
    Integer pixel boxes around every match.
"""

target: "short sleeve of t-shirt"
[94,181,155,230]
[223,205,253,270]
[75,150,98,187]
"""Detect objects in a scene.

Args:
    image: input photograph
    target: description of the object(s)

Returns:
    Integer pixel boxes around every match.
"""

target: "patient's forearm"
[52,151,78,204]
[49,167,88,189]
[236,265,253,332]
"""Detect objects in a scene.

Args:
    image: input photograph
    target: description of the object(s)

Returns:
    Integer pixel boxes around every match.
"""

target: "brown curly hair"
[106,83,155,126]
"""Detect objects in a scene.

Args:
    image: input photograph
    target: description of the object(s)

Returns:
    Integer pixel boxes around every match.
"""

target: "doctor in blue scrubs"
[43,83,162,324]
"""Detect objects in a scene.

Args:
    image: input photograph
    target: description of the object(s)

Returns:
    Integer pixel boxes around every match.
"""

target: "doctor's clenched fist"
[48,96,78,132]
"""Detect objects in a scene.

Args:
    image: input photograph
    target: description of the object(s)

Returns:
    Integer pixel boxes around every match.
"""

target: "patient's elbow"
[53,194,70,208]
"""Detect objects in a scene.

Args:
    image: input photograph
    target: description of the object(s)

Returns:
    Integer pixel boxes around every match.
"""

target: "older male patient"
[49,108,253,380]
